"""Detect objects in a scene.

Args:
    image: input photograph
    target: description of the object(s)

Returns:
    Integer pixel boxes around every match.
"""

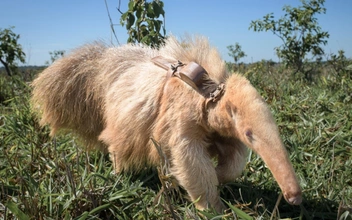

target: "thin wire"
[104,0,120,45]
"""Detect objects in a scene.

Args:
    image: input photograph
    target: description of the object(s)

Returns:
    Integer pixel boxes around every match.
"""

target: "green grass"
[1,65,351,219]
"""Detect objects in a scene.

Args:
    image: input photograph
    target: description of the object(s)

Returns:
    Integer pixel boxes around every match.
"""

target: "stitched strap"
[151,56,225,103]
[151,56,175,71]
[179,62,206,87]
[151,56,206,89]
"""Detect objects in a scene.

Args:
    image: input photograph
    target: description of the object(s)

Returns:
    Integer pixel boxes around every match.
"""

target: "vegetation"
[227,43,247,72]
[249,0,329,78]
[45,50,65,65]
[1,0,351,219]
[1,55,351,219]
[120,0,166,48]
[0,27,26,76]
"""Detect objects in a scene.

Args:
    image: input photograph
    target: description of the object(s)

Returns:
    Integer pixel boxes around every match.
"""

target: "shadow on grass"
[129,170,340,220]
[220,181,339,220]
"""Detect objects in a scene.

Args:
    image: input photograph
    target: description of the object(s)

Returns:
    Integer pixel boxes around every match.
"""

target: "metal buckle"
[209,83,225,102]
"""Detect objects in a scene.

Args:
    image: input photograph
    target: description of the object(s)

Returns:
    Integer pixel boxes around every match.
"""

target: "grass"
[0,63,352,219]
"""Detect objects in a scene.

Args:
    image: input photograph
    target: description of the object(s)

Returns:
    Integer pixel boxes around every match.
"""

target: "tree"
[328,50,350,74]
[0,27,26,76]
[249,0,329,75]
[45,50,65,65]
[227,43,246,72]
[227,43,246,64]
[120,0,166,48]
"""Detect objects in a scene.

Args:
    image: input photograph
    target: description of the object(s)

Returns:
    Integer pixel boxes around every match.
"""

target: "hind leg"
[99,126,128,173]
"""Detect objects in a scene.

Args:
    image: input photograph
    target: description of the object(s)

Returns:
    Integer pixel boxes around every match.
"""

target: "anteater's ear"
[225,100,237,118]
[208,99,237,137]
[179,62,207,90]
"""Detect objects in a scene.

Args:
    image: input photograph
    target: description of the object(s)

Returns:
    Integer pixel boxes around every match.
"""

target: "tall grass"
[0,64,351,219]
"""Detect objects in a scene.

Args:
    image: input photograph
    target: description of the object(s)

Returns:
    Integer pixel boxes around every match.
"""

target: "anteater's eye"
[245,129,253,138]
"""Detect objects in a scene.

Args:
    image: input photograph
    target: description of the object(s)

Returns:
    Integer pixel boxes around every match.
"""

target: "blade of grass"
[224,201,253,220]
[6,201,30,220]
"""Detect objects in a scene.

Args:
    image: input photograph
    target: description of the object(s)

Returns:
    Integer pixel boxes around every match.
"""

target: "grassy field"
[0,62,351,219]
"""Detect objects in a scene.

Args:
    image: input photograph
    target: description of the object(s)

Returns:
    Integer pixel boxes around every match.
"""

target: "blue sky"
[1,0,351,66]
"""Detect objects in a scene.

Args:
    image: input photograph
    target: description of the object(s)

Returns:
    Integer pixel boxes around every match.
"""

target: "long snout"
[254,143,302,205]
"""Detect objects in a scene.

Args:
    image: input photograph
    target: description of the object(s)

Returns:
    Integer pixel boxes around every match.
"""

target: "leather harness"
[151,56,225,105]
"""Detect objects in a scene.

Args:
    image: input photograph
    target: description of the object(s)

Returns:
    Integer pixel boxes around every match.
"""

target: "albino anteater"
[31,36,302,212]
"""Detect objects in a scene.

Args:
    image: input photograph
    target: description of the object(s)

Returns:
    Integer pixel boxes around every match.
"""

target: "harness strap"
[151,56,225,104]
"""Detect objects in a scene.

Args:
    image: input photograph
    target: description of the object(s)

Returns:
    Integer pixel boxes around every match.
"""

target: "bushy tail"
[31,43,107,150]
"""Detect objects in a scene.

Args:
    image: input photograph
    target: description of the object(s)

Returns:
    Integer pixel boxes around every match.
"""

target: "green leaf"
[126,12,135,30]
[128,0,134,11]
[153,1,164,17]
[120,12,128,26]
[146,19,154,31]
[75,211,89,220]
[141,35,151,46]
[147,3,155,17]
[154,20,162,33]
[136,6,142,19]
[6,201,30,220]
[89,203,111,215]
[224,201,253,220]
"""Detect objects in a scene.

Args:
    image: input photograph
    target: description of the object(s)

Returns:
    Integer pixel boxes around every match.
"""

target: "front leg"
[214,138,248,184]
[170,138,225,213]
